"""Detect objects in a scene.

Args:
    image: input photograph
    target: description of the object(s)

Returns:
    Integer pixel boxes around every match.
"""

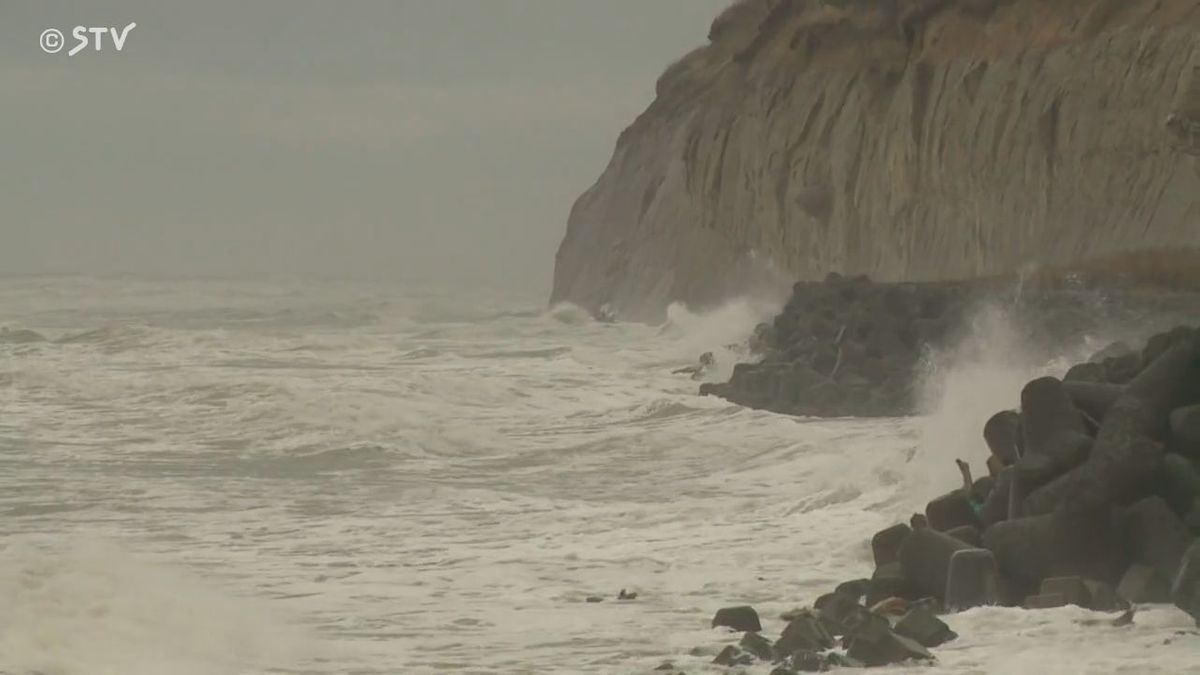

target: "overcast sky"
[1,0,730,294]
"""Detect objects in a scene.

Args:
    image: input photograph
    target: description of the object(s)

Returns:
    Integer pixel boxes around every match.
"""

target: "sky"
[0,0,731,295]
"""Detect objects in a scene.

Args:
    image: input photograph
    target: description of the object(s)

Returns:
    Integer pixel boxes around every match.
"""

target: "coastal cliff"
[551,0,1200,322]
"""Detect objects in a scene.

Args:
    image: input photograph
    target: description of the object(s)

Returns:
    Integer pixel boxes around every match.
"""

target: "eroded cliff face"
[551,0,1200,321]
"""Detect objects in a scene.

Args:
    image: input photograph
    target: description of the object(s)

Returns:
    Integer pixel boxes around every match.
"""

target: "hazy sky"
[1,1,730,294]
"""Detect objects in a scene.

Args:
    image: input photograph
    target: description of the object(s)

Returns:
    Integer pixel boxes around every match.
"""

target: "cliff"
[551,0,1200,322]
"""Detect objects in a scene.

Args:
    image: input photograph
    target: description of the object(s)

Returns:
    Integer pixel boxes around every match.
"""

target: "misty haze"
[2,2,1200,674]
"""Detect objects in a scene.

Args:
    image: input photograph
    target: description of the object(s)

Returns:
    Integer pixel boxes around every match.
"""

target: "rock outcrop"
[551,0,1200,321]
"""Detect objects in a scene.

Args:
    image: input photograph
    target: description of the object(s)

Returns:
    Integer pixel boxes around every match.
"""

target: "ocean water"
[0,277,1196,675]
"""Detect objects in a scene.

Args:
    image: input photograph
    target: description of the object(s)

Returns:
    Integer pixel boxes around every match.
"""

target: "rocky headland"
[551,0,1200,322]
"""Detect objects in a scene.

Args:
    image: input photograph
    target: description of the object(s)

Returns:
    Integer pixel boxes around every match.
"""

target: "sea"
[1,276,1197,675]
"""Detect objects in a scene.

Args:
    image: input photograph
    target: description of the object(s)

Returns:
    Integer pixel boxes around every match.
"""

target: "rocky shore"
[679,322,1200,672]
[700,274,1199,418]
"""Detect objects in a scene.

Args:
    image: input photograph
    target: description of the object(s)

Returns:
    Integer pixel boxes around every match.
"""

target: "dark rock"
[1024,593,1067,609]
[845,618,934,667]
[1171,541,1200,624]
[1082,579,1121,611]
[1024,399,1165,516]
[1021,377,1088,461]
[618,588,637,600]
[712,606,762,633]
[944,524,982,547]
[971,476,996,504]
[871,523,911,567]
[1015,453,1068,490]
[713,645,753,667]
[984,410,1022,464]
[1171,405,1200,457]
[770,666,801,675]
[1102,352,1143,385]
[894,606,957,647]
[834,578,870,602]
[739,631,774,661]
[1154,454,1200,515]
[987,454,1005,477]
[790,650,825,672]
[1117,564,1170,603]
[1124,336,1200,439]
[980,467,1014,527]
[653,661,675,671]
[864,561,916,608]
[910,513,929,530]
[825,652,865,668]
[926,490,979,531]
[1063,381,1125,428]
[983,510,1130,589]
[945,548,1000,610]
[585,595,603,603]
[774,610,835,655]
[1123,496,1194,588]
[814,591,865,636]
[1065,362,1106,383]
[899,526,972,601]
[1039,576,1091,607]
[1111,608,1136,626]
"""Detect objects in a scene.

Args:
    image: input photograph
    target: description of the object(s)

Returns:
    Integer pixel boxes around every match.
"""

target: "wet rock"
[1024,398,1165,516]
[712,606,762,633]
[971,475,996,504]
[790,650,825,672]
[1065,362,1107,383]
[926,490,979,531]
[871,523,911,567]
[1123,496,1194,592]
[1021,377,1088,460]
[1171,405,1200,458]
[652,661,675,671]
[1102,352,1143,385]
[899,526,972,601]
[894,606,957,647]
[1117,564,1170,603]
[1039,576,1091,608]
[1024,593,1067,609]
[944,525,981,547]
[739,631,774,661]
[1125,336,1200,439]
[834,578,870,602]
[845,617,934,667]
[866,561,920,607]
[1083,579,1121,611]
[1155,454,1200,515]
[712,644,753,667]
[814,591,865,636]
[945,548,1000,610]
[1171,540,1200,624]
[585,595,604,603]
[618,589,638,600]
[984,410,1022,464]
[1063,381,1125,427]
[983,510,1130,589]
[774,610,834,655]
[910,513,929,530]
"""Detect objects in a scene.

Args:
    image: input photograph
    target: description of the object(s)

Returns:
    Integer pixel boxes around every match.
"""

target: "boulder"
[984,410,1022,464]
[945,548,1000,610]
[926,490,979,531]
[814,591,866,637]
[1116,564,1170,603]
[1122,496,1194,588]
[1065,362,1106,383]
[1123,336,1200,439]
[712,605,762,633]
[1020,377,1088,462]
[1101,352,1143,385]
[982,510,1130,589]
[1171,405,1200,458]
[866,561,920,607]
[1024,399,1165,516]
[1082,579,1121,611]
[1039,576,1091,608]
[1063,381,1125,427]
[774,611,835,655]
[834,578,870,602]
[871,523,911,567]
[845,619,934,667]
[899,527,973,601]
[1154,454,1200,515]
[1171,541,1200,624]
[739,631,774,661]
[713,645,753,667]
[944,525,982,547]
[1024,593,1067,609]
[894,606,957,647]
